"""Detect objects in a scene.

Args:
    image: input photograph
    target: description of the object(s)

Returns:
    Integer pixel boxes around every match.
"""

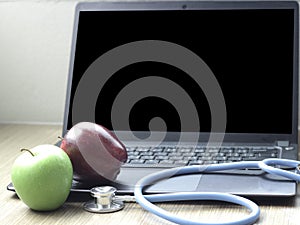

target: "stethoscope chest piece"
[83,186,124,213]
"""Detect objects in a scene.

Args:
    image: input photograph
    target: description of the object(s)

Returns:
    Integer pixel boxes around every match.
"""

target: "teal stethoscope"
[83,158,300,225]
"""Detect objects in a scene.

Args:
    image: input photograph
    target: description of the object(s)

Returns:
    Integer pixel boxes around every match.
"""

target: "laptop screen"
[67,3,298,137]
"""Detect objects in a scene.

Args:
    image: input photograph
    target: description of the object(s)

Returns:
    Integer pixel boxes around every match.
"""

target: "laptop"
[8,1,299,196]
[62,1,299,196]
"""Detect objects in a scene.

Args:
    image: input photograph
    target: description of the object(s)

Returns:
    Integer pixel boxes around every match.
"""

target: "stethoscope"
[83,158,300,225]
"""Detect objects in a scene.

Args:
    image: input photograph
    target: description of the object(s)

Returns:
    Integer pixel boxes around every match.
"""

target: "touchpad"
[145,174,202,192]
[117,168,201,192]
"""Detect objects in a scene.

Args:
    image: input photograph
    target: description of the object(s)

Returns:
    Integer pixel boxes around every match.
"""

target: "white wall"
[0,1,77,124]
[0,0,131,125]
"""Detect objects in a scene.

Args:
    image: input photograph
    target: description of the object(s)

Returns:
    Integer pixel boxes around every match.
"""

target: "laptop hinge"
[276,140,295,151]
[276,141,290,147]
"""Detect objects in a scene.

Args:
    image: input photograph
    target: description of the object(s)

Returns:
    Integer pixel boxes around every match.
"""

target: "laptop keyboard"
[124,146,279,167]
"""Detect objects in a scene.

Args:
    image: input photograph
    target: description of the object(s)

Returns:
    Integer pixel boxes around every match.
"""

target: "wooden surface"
[1,124,300,225]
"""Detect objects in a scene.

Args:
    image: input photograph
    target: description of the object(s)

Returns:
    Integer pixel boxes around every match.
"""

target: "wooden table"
[1,124,300,224]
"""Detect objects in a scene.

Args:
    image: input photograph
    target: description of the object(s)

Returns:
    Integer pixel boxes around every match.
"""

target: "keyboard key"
[200,156,213,161]
[251,147,267,152]
[195,148,205,153]
[183,156,198,161]
[179,148,192,153]
[145,160,159,164]
[156,156,169,160]
[240,153,254,157]
[141,156,155,160]
[154,152,168,156]
[189,160,204,165]
[213,156,227,161]
[128,155,140,160]
[159,160,174,165]
[129,159,145,164]
[152,147,164,152]
[174,160,189,165]
[228,157,242,161]
[257,153,277,158]
[242,157,257,161]
[169,156,184,161]
[127,151,140,156]
[140,152,153,156]
[236,149,248,154]
[220,148,234,153]
[165,148,177,153]
[208,148,219,153]
[126,147,136,151]
[136,147,151,152]
[203,160,219,165]
[182,153,195,157]
[168,152,183,157]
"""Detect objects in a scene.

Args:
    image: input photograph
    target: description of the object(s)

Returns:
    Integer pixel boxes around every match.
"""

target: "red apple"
[60,122,127,184]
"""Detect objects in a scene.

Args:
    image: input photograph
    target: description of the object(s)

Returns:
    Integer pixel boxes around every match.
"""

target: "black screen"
[68,9,295,134]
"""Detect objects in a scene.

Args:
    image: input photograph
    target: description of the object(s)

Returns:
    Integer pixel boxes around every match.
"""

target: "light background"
[0,0,78,124]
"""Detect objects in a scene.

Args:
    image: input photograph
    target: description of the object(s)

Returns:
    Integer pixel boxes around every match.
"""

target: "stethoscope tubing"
[259,158,300,181]
[134,159,300,225]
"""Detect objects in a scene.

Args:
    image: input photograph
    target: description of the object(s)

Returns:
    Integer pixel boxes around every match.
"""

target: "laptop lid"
[64,1,299,149]
[62,1,299,196]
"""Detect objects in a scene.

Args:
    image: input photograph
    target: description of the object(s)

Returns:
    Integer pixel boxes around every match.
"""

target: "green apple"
[11,144,73,211]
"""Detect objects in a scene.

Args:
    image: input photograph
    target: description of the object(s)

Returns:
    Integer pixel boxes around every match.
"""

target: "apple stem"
[58,136,64,141]
[20,148,34,156]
